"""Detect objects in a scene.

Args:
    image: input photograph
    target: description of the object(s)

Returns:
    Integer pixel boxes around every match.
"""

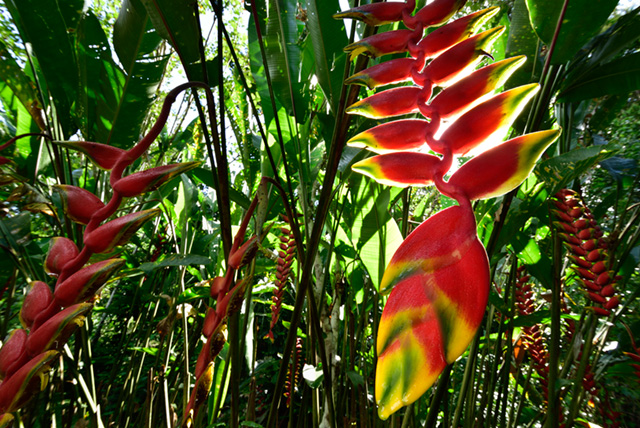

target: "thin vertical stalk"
[425,366,451,428]
[565,314,597,427]
[452,331,480,427]
[545,224,563,428]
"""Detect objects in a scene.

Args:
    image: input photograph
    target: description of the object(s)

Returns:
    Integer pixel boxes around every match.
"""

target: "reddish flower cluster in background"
[265,219,297,342]
[515,266,550,400]
[552,189,621,316]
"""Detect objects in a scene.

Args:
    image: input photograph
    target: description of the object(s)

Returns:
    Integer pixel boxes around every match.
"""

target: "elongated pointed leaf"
[347,119,430,153]
[449,129,561,200]
[439,83,540,155]
[352,152,440,187]
[376,205,489,419]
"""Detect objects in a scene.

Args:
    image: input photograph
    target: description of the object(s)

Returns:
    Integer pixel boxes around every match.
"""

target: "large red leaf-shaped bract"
[376,206,489,419]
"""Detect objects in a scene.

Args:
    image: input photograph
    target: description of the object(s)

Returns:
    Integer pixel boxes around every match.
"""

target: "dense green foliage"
[0,0,639,427]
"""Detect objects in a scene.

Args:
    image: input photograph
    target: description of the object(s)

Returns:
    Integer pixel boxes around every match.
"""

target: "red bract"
[54,185,106,225]
[0,351,58,414]
[83,209,161,253]
[344,29,422,59]
[112,161,202,197]
[44,237,79,277]
[403,0,466,29]
[20,282,54,330]
[0,330,27,380]
[25,303,93,356]
[53,258,125,307]
[347,119,431,154]
[54,141,127,170]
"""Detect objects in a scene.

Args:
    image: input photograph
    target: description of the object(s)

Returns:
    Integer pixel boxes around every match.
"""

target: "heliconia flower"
[344,28,422,60]
[83,209,161,254]
[403,0,466,29]
[20,281,54,330]
[0,350,58,414]
[0,329,27,380]
[438,83,540,155]
[44,237,80,277]
[346,86,424,119]
[422,26,505,88]
[53,258,125,307]
[333,1,413,26]
[347,119,431,154]
[112,161,202,197]
[25,303,92,356]
[352,152,442,187]
[345,57,427,89]
[429,55,527,120]
[410,6,499,60]
[376,205,489,419]
[54,185,106,225]
[447,129,561,200]
[54,141,126,170]
[228,235,259,269]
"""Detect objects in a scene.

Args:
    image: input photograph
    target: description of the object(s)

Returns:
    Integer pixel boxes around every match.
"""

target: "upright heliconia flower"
[552,189,620,316]
[337,0,561,418]
[266,222,297,341]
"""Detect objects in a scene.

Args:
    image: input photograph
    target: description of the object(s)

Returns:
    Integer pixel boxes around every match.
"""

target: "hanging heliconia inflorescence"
[0,83,210,423]
[336,0,561,419]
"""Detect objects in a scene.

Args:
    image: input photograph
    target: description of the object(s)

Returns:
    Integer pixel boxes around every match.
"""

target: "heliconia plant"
[0,82,205,419]
[336,0,561,419]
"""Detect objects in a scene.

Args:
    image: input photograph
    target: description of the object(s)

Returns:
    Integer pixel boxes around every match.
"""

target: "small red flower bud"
[604,296,619,310]
[600,285,615,297]
[587,292,606,304]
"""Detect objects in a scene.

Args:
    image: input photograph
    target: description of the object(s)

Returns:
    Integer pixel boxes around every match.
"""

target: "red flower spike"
[346,57,427,89]
[430,55,527,120]
[346,86,424,119]
[439,83,540,155]
[25,303,93,356]
[410,6,499,59]
[447,129,561,200]
[44,237,79,277]
[54,141,126,170]
[20,282,54,330]
[183,361,214,427]
[422,26,505,88]
[347,119,431,154]
[0,330,27,380]
[344,29,422,60]
[83,209,161,254]
[0,351,58,414]
[403,0,466,30]
[53,258,125,307]
[54,185,106,225]
[376,206,489,419]
[112,161,202,197]
[333,1,413,26]
[352,152,441,188]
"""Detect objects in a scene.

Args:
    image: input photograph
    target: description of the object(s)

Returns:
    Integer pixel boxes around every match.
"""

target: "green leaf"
[305,0,348,114]
[129,346,159,356]
[138,254,212,274]
[557,52,640,102]
[176,286,211,304]
[525,0,618,64]
[5,0,81,136]
[139,0,203,79]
